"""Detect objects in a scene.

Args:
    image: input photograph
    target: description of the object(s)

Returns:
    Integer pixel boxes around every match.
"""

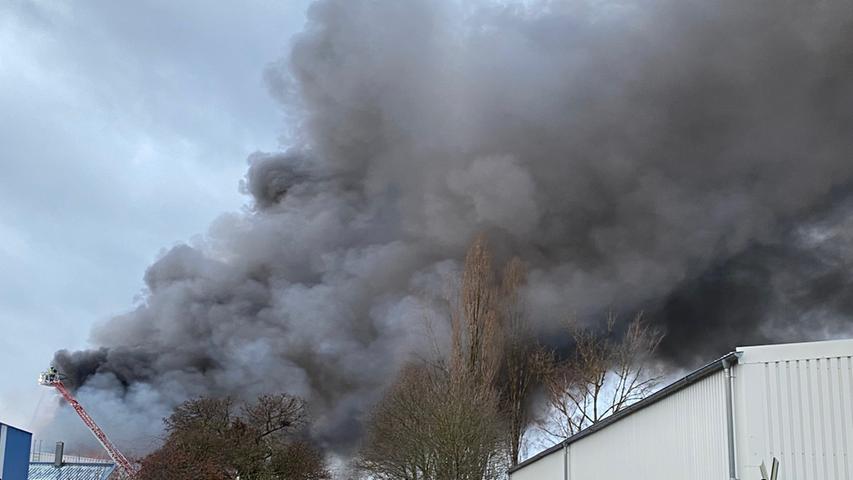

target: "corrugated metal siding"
[512,340,853,480]
[27,463,115,480]
[736,354,853,480]
[567,369,729,479]
[510,447,563,480]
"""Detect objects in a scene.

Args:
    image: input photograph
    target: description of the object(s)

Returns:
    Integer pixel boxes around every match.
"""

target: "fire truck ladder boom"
[39,369,137,477]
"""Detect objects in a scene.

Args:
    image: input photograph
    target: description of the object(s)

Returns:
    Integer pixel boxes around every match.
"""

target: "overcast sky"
[0,0,310,435]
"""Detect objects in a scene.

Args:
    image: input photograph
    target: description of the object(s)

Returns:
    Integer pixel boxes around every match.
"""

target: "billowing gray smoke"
[51,0,853,454]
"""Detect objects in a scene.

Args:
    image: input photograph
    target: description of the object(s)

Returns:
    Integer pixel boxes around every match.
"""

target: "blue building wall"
[0,423,32,480]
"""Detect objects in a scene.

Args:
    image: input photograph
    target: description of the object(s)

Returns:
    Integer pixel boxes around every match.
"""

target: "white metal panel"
[737,339,853,364]
[515,339,853,480]
[567,370,729,480]
[735,348,853,480]
[510,447,563,480]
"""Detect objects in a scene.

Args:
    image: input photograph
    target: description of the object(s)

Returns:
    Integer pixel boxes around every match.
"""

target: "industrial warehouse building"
[28,442,115,480]
[1,427,115,480]
[511,339,853,480]
[0,422,32,480]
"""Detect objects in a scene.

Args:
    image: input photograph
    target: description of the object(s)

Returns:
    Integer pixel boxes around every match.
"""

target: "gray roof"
[28,462,115,480]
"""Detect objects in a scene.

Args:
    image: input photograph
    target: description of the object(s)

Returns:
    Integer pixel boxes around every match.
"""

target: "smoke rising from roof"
[51,0,853,453]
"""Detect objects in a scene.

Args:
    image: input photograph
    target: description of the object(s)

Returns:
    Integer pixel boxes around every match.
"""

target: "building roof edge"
[509,351,739,473]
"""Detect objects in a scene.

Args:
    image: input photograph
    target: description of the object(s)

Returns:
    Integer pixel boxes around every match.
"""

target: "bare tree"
[138,394,329,480]
[358,236,510,480]
[269,441,333,480]
[543,313,664,439]
[450,234,503,387]
[358,235,564,478]
[357,362,505,480]
[138,441,231,480]
[432,365,506,480]
[497,258,548,466]
[243,394,307,442]
[357,364,439,480]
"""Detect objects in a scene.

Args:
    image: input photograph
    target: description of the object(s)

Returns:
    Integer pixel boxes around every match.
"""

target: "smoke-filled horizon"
[50,0,853,455]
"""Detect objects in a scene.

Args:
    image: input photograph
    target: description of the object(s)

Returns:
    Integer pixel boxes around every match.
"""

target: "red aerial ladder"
[39,367,138,478]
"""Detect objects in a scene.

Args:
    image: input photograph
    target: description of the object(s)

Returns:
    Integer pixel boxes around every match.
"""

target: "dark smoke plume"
[49,0,853,454]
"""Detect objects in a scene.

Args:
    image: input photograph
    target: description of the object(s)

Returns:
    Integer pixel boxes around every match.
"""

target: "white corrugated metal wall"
[735,341,853,480]
[510,370,730,480]
[567,369,729,479]
[511,447,563,480]
[510,339,853,480]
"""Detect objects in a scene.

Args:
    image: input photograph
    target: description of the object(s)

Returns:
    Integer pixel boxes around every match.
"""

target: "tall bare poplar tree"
[358,236,510,480]
[358,235,558,477]
[451,235,503,387]
[498,258,548,466]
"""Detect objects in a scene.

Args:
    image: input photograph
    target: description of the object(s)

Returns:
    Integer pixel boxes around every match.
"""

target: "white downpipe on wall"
[723,357,739,480]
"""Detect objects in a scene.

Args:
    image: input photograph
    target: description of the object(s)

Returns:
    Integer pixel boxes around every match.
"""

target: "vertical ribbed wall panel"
[510,447,564,480]
[567,370,729,480]
[736,355,853,480]
[511,340,853,480]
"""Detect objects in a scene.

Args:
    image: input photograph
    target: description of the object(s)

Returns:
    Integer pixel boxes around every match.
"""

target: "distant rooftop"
[28,462,115,480]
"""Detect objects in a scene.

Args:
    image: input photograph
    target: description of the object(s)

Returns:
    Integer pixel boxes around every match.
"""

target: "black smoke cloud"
[655,197,853,365]
[50,0,853,453]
